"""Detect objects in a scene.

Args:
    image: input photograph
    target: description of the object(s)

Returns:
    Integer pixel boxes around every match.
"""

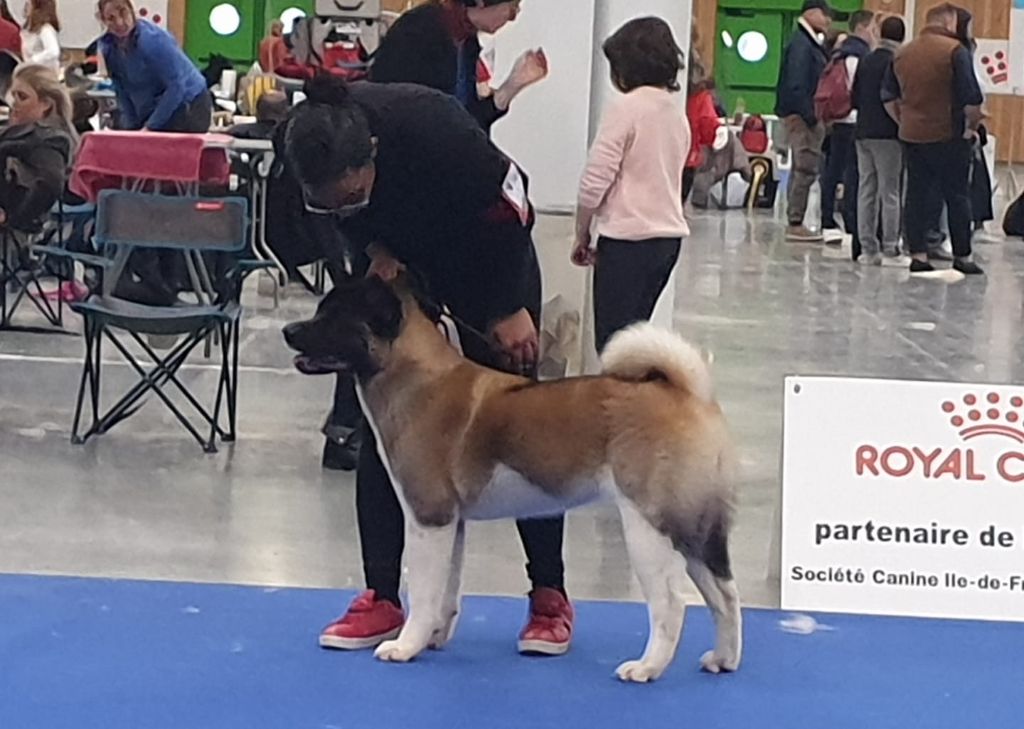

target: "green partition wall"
[185,0,316,67]
[714,0,862,116]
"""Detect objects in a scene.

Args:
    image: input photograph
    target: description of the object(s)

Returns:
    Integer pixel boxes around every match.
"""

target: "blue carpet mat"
[1,574,1022,728]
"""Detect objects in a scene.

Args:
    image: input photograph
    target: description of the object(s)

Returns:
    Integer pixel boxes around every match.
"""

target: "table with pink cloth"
[69,131,234,202]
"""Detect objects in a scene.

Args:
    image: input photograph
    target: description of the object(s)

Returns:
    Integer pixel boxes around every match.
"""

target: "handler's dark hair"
[603,17,685,93]
[284,75,374,187]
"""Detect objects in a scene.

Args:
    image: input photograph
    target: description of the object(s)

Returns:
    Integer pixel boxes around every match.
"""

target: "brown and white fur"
[284,276,742,682]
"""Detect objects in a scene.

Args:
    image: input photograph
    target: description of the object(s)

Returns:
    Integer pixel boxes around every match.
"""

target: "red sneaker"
[517,587,574,656]
[319,590,405,650]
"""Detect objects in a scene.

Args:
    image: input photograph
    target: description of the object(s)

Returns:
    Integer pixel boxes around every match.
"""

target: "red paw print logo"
[137,5,164,26]
[980,51,1008,85]
[942,392,1024,442]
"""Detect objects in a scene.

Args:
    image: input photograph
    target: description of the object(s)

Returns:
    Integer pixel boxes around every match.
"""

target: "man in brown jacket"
[882,2,984,275]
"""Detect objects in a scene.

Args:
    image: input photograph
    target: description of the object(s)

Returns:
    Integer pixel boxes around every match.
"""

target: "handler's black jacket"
[285,82,537,325]
[369,2,507,135]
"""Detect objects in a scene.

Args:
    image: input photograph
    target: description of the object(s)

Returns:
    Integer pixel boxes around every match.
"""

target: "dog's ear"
[362,275,404,340]
[390,269,442,324]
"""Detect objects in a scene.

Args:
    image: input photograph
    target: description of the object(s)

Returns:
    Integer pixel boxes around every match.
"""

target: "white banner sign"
[975,39,1011,95]
[782,376,1024,623]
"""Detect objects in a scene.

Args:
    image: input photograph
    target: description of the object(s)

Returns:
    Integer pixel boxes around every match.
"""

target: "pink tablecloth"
[69,131,233,203]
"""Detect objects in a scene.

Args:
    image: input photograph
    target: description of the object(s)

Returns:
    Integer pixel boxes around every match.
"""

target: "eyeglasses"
[301,189,370,218]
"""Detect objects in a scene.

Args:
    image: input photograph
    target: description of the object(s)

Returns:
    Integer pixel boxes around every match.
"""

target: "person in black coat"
[284,75,574,658]
[775,0,832,241]
[370,0,547,135]
[322,0,545,469]
[325,0,544,468]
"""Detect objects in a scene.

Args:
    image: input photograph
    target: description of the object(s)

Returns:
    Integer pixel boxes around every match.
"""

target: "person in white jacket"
[21,0,61,71]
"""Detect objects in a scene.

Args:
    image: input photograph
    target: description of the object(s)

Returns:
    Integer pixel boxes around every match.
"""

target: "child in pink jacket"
[572,17,690,351]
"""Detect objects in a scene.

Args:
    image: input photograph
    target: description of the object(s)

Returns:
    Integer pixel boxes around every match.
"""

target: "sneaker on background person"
[825,230,850,247]
[881,251,910,267]
[786,224,825,241]
[953,258,984,275]
[909,257,936,274]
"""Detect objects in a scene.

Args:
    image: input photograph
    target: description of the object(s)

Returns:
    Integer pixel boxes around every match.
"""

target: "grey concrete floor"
[1,199,1021,612]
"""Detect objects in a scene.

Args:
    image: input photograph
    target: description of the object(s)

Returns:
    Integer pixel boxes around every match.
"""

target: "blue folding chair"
[63,190,270,452]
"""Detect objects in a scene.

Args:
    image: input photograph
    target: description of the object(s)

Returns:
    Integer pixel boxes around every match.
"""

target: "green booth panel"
[713,0,864,116]
[718,0,861,12]
[186,0,262,66]
[715,10,784,116]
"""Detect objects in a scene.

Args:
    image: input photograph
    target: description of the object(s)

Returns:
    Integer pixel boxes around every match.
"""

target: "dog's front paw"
[374,640,421,663]
[615,659,665,683]
[700,650,739,674]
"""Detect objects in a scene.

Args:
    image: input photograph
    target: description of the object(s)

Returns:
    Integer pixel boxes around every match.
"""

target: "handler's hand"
[366,249,404,282]
[490,308,538,371]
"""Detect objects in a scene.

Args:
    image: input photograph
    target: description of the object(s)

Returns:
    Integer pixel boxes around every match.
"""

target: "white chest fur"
[461,464,612,521]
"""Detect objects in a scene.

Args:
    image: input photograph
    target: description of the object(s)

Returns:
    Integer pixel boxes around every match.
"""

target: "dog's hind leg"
[685,523,742,673]
[375,516,459,663]
[615,498,688,683]
[430,519,465,650]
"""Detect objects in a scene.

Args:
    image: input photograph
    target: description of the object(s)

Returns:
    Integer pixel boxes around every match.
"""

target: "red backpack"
[814,55,853,124]
[740,114,769,154]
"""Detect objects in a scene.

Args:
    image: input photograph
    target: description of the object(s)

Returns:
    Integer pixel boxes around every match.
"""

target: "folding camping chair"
[0,227,60,330]
[1,201,98,332]
[63,190,267,453]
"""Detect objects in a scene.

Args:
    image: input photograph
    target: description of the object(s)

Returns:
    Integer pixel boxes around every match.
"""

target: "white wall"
[490,0,596,213]
[490,0,693,213]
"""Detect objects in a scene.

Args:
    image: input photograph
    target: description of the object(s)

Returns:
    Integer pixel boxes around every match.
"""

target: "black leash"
[421,294,534,377]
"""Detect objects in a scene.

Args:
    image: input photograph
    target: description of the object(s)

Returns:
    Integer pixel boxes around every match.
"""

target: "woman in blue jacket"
[97,0,211,133]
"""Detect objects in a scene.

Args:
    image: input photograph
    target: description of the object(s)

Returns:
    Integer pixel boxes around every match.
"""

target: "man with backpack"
[776,0,831,241]
[817,10,876,253]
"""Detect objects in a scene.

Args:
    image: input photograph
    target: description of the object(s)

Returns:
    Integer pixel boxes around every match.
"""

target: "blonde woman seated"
[0,64,74,232]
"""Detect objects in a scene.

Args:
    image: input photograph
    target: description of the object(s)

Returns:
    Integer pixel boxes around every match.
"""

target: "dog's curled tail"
[600,323,713,402]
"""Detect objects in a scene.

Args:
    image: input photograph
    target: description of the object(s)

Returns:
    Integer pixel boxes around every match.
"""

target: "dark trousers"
[904,139,973,257]
[350,249,565,605]
[163,92,213,133]
[594,236,681,352]
[821,124,859,250]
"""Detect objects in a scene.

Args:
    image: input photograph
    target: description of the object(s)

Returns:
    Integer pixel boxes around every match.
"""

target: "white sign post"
[782,376,1024,623]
